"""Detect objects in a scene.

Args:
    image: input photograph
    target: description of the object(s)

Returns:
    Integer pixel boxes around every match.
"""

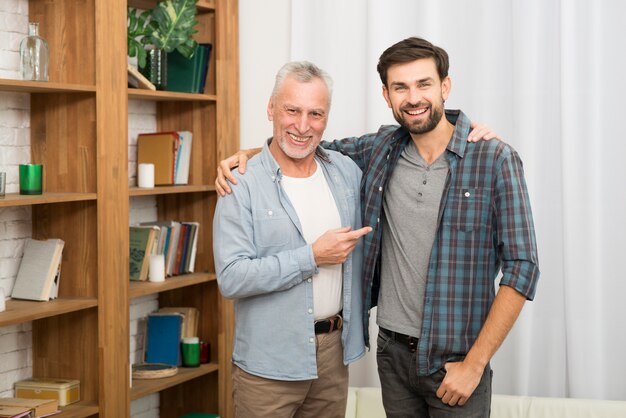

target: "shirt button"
[418,192,423,197]
[377,217,380,223]
[308,308,313,314]
[464,192,470,197]
[309,337,315,343]
[307,278,312,283]
[268,210,273,216]
[378,186,383,192]
[423,180,427,185]
[386,154,390,160]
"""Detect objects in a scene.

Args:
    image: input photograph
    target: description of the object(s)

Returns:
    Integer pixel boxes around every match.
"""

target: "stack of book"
[166,43,213,94]
[129,221,199,281]
[11,238,64,302]
[137,131,193,186]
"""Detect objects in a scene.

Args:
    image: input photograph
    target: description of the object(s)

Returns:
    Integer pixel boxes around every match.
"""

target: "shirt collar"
[389,109,471,156]
[260,138,331,182]
[445,109,471,159]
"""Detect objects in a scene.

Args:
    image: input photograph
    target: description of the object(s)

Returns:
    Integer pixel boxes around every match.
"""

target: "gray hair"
[271,61,334,107]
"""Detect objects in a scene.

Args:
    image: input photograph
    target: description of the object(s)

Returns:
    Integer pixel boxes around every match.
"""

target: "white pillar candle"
[138,163,155,188]
[149,254,165,282]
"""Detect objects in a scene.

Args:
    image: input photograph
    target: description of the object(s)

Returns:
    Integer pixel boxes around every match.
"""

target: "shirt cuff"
[296,245,318,277]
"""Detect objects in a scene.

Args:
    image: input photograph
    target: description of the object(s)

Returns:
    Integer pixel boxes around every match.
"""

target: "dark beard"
[394,104,443,135]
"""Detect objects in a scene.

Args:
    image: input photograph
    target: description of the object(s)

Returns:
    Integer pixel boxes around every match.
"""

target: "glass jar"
[20,22,49,81]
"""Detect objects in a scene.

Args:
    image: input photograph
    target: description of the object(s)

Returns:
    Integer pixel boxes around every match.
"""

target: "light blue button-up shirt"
[213,140,366,380]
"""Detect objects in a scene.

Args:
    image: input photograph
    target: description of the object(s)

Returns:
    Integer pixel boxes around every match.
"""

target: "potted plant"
[128,0,199,90]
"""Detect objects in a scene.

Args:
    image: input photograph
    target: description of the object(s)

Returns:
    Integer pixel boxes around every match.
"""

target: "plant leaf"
[148,0,198,54]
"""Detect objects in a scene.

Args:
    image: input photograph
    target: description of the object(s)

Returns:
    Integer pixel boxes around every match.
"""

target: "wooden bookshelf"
[55,401,100,418]
[0,78,95,93]
[130,363,219,400]
[0,298,97,328]
[129,185,215,197]
[0,0,239,417]
[129,273,217,299]
[0,192,97,207]
[128,88,217,102]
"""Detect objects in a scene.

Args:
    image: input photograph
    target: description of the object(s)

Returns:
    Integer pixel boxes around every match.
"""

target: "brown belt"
[314,313,343,334]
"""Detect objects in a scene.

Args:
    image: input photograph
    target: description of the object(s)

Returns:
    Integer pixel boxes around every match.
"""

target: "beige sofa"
[346,387,626,418]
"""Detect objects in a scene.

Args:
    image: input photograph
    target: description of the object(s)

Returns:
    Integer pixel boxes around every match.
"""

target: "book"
[137,132,180,185]
[185,222,200,273]
[165,43,212,94]
[145,313,184,366]
[166,49,199,93]
[139,221,181,276]
[174,131,193,185]
[47,260,62,300]
[11,238,64,302]
[129,226,158,281]
[197,43,213,94]
[158,307,199,338]
[127,63,156,91]
[0,406,32,418]
[0,398,58,418]
[192,44,208,94]
[186,222,200,273]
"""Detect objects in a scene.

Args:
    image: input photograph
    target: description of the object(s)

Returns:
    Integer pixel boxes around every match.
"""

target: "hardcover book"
[145,313,184,366]
[12,238,64,302]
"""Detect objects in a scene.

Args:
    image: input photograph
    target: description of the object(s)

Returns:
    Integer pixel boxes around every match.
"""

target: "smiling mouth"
[404,107,428,116]
[288,133,311,144]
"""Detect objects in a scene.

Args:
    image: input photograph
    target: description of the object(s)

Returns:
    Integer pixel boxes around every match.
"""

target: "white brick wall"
[0,3,161,415]
[129,101,159,417]
[0,0,33,402]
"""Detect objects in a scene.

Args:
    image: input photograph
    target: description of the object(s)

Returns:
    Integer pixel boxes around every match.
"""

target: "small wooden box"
[14,378,80,407]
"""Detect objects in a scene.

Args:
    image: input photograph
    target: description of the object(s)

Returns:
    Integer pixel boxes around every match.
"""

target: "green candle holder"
[19,164,43,195]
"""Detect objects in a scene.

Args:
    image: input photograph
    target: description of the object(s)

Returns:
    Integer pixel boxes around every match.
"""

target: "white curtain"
[287,0,626,401]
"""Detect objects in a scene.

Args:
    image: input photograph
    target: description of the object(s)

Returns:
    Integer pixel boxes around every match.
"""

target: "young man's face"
[382,58,451,136]
[267,75,330,161]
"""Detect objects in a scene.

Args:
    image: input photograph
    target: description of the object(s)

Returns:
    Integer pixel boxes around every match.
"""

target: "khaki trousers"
[232,329,349,418]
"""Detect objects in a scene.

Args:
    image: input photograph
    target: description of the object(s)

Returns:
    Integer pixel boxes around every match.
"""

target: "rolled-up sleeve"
[495,150,540,300]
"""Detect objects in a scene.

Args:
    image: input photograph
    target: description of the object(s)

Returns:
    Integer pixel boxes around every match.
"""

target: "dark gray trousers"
[376,329,492,418]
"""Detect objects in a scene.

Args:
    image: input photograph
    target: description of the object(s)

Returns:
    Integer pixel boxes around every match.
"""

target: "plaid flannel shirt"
[322,109,539,375]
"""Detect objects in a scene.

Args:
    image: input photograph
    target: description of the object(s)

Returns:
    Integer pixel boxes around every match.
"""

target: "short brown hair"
[377,37,449,87]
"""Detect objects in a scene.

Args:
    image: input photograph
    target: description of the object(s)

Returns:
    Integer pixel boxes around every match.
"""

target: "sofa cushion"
[347,388,626,418]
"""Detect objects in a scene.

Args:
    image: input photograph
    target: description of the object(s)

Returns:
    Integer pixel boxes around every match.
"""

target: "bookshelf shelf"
[0,192,97,208]
[55,401,100,418]
[0,298,97,328]
[129,273,217,299]
[130,362,219,401]
[128,88,217,102]
[129,185,216,197]
[0,78,95,94]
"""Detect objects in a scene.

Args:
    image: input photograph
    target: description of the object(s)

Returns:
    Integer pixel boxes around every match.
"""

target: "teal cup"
[19,164,43,195]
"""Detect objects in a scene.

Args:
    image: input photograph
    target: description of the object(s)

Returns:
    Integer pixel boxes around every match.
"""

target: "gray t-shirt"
[377,141,449,337]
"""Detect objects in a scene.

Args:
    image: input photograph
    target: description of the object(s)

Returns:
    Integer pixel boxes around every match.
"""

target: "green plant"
[127,0,199,69]
[127,9,153,68]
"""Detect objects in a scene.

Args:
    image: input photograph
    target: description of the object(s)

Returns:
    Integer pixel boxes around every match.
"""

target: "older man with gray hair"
[213,61,371,418]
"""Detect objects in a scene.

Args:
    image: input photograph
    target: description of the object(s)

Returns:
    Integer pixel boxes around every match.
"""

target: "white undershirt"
[281,162,343,320]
